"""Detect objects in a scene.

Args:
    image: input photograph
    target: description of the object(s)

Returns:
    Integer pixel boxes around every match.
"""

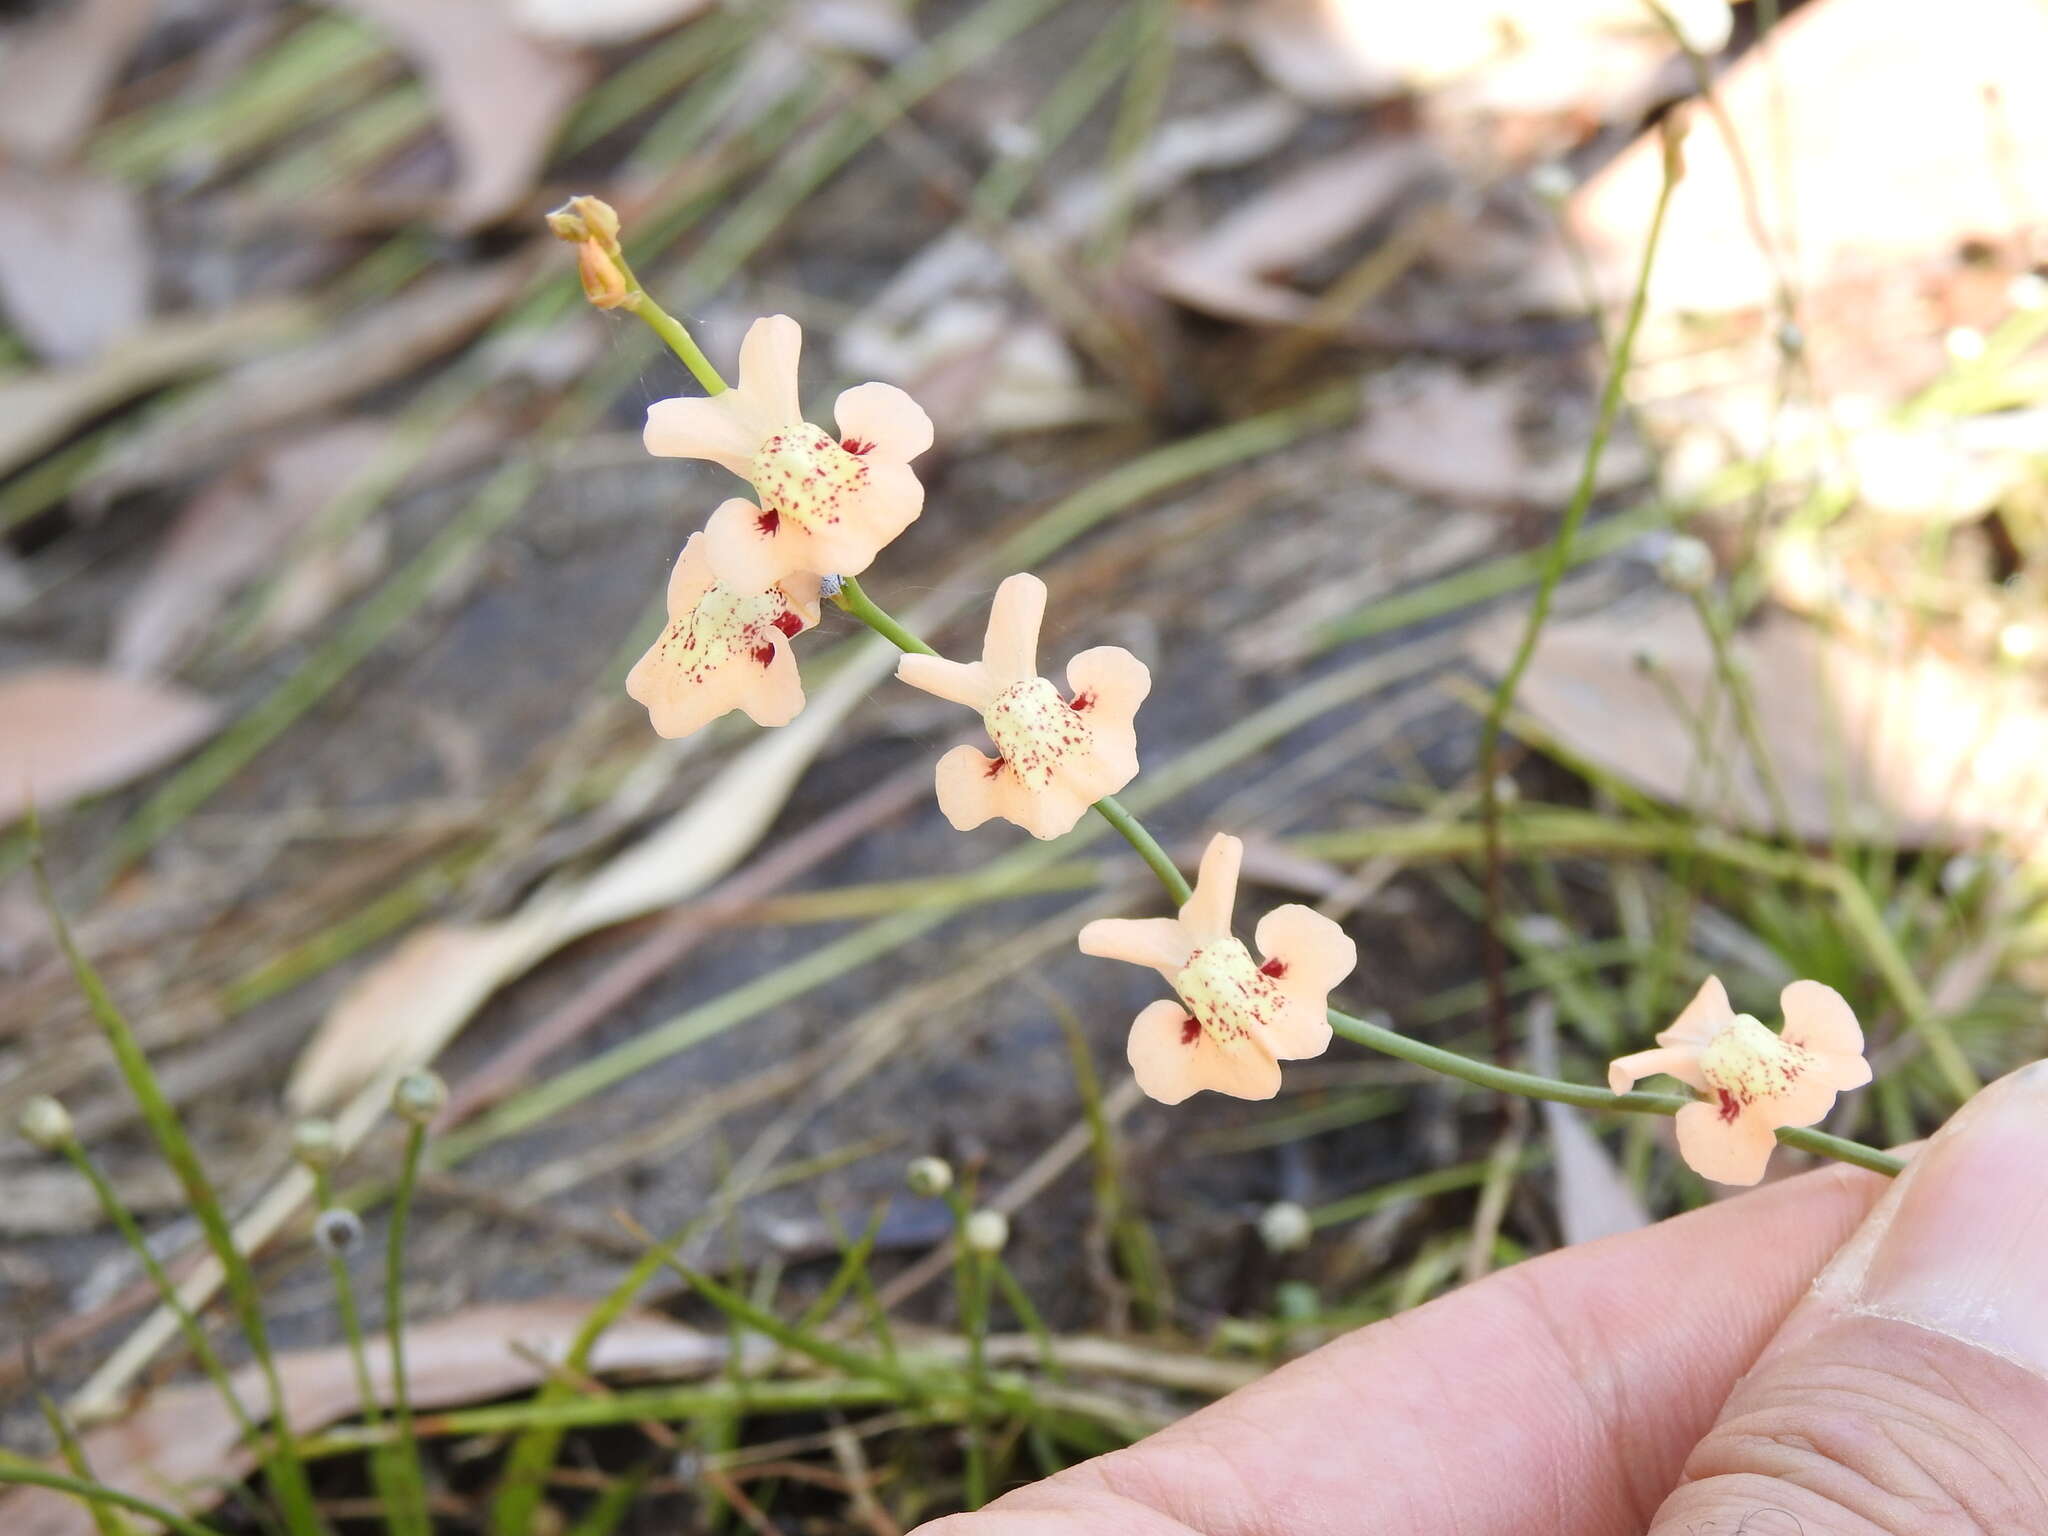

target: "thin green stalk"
[0,1462,229,1536]
[33,1383,132,1536]
[309,1170,400,1536]
[57,1141,261,1445]
[383,1122,433,1536]
[610,246,726,397]
[1476,127,1683,1044]
[821,583,1909,1180]
[944,1191,994,1510]
[30,847,327,1536]
[1088,796,1189,905]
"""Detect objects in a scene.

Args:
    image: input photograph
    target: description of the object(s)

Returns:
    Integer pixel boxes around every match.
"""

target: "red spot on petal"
[984,756,1006,779]
[1068,691,1095,712]
[756,508,780,535]
[772,608,805,638]
[1260,957,1287,978]
[1179,1014,1200,1045]
[752,643,776,667]
[1716,1087,1741,1123]
[841,437,873,456]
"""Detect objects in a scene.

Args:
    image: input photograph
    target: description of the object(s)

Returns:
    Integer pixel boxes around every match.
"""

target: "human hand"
[918,1062,2048,1535]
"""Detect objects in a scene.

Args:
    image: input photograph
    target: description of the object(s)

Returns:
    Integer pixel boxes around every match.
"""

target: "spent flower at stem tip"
[897,573,1151,839]
[1079,833,1356,1103]
[906,1155,954,1197]
[1608,975,1871,1185]
[546,194,630,311]
[645,315,932,588]
[19,1094,74,1151]
[962,1209,1009,1255]
[392,1068,447,1126]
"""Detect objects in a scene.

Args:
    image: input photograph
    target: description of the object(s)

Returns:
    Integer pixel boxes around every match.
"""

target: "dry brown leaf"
[1468,596,2048,853]
[1354,365,1649,504]
[1571,0,2048,318]
[512,0,713,42]
[1137,139,1440,330]
[2,1302,724,1536]
[0,0,154,162]
[87,260,533,502]
[335,0,594,230]
[0,168,150,364]
[0,300,313,483]
[0,667,221,829]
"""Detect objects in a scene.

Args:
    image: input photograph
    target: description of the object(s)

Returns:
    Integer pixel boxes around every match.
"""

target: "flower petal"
[1259,996,1333,1062]
[703,496,797,591]
[736,314,804,433]
[1253,904,1357,1001]
[1127,998,1281,1105]
[833,381,934,463]
[989,771,1095,840]
[1063,645,1149,783]
[897,653,997,710]
[1608,1045,1709,1096]
[1778,979,1864,1058]
[981,573,1046,684]
[1657,974,1735,1050]
[1674,1099,1781,1186]
[664,532,718,618]
[644,394,759,477]
[818,457,924,575]
[1178,833,1243,943]
[1077,916,1193,979]
[930,743,1004,831]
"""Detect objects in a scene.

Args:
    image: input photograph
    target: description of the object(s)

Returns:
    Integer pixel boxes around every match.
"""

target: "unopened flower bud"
[1527,161,1573,204]
[1656,535,1715,593]
[961,1208,1009,1256]
[391,1068,447,1126]
[314,1207,364,1257]
[19,1095,74,1151]
[1257,1201,1312,1254]
[905,1156,954,1198]
[1773,319,1805,357]
[547,195,632,310]
[292,1117,340,1171]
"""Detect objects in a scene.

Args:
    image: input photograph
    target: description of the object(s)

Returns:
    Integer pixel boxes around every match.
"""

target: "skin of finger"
[917,1162,1885,1536]
[1649,1316,2048,1533]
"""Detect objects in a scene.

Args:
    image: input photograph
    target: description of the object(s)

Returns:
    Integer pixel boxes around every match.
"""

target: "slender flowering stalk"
[384,1071,444,1536]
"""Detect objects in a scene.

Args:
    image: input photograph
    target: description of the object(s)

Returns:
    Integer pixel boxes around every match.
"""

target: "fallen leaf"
[86,259,533,503]
[1354,364,1650,504]
[0,301,313,483]
[0,0,155,163]
[0,668,221,829]
[0,168,151,364]
[336,0,595,230]
[1,1302,725,1536]
[1468,596,2048,853]
[1570,0,2048,317]
[1137,139,1441,331]
[512,0,712,43]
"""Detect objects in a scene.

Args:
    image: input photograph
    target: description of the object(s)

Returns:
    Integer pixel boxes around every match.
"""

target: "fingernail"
[1829,1061,2048,1370]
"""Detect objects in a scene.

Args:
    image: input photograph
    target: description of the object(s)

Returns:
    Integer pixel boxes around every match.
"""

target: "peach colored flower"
[896,573,1150,840]
[1079,834,1356,1104]
[643,314,932,588]
[1608,976,1872,1186]
[625,528,821,739]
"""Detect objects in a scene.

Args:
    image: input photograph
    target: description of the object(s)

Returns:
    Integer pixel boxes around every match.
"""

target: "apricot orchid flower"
[643,315,932,588]
[896,573,1150,840]
[1608,976,1872,1186]
[1079,834,1356,1103]
[625,529,821,739]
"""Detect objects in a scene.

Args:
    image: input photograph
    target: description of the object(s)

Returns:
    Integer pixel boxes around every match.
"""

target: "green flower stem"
[0,1461,228,1536]
[825,581,1906,1180]
[310,1171,400,1536]
[610,247,727,398]
[383,1123,433,1536]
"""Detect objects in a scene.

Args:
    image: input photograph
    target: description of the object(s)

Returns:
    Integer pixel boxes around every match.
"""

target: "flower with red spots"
[1079,834,1356,1104]
[1608,976,1872,1186]
[626,529,821,739]
[643,314,932,588]
[896,573,1150,840]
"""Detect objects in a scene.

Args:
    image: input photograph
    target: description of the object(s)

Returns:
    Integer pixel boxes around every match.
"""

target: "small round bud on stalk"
[1491,773,1519,806]
[1257,1201,1312,1255]
[291,1117,340,1171]
[1774,319,1805,357]
[1526,161,1574,205]
[905,1155,954,1198]
[19,1095,74,1151]
[962,1208,1009,1256]
[1656,535,1715,594]
[391,1068,447,1126]
[314,1207,364,1258]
